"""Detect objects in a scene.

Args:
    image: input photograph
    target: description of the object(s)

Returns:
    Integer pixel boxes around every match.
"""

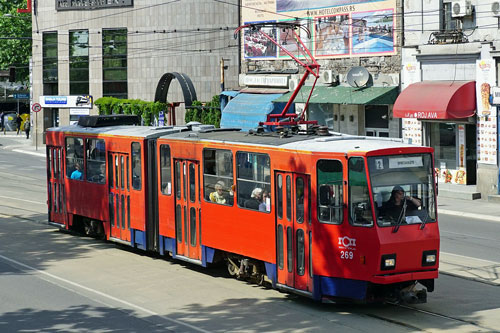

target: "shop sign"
[243,75,289,87]
[70,108,90,116]
[56,0,133,11]
[40,95,93,109]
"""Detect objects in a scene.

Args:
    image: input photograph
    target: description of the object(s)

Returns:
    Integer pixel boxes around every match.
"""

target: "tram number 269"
[340,251,354,260]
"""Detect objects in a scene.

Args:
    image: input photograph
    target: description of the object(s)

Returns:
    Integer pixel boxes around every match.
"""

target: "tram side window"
[236,152,271,211]
[86,138,106,184]
[203,148,233,205]
[131,142,141,190]
[348,157,373,227]
[160,145,172,195]
[317,159,343,224]
[65,137,84,180]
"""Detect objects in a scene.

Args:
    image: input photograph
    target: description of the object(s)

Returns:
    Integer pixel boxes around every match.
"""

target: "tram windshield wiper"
[392,197,407,233]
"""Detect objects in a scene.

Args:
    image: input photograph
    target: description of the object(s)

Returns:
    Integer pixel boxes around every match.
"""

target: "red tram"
[46,115,439,303]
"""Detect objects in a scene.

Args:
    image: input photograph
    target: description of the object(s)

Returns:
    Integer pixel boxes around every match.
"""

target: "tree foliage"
[94,97,168,126]
[185,95,222,128]
[0,1,32,83]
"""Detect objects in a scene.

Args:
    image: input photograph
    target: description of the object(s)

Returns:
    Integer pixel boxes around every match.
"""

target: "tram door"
[174,159,201,260]
[47,146,65,224]
[108,152,131,242]
[275,172,312,292]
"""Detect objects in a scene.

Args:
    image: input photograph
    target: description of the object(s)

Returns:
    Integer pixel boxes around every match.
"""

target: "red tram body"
[46,118,439,303]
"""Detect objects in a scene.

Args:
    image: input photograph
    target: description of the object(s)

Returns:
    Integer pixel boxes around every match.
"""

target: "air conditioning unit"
[492,1,500,16]
[451,0,472,18]
[288,78,300,91]
[320,70,335,84]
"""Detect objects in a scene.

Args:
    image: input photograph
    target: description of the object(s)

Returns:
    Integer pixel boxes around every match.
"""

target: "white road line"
[0,253,212,333]
[0,195,45,205]
[440,251,500,265]
[12,149,45,157]
[439,209,500,223]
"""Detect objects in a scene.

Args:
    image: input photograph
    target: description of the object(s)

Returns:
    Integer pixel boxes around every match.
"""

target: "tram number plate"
[340,251,354,260]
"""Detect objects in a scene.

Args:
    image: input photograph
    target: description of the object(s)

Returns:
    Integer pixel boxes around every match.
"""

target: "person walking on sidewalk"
[15,114,22,135]
[24,118,30,139]
[0,111,4,133]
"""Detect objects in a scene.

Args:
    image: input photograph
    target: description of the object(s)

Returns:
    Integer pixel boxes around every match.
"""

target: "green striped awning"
[273,85,399,105]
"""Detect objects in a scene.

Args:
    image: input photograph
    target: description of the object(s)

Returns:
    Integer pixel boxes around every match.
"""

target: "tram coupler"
[399,284,427,304]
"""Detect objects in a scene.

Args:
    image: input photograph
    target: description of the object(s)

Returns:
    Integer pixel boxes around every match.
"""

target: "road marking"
[439,208,500,223]
[0,195,45,205]
[440,251,500,265]
[12,149,46,157]
[0,253,212,333]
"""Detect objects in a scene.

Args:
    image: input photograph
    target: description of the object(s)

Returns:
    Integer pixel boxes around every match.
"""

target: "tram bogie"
[45,117,439,304]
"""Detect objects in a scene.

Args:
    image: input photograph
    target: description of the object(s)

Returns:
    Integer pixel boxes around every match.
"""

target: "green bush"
[94,97,168,126]
[185,95,221,128]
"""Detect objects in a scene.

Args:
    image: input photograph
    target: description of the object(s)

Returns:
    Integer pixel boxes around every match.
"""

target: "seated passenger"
[245,187,262,210]
[70,163,83,180]
[259,190,270,212]
[380,185,421,221]
[209,181,227,204]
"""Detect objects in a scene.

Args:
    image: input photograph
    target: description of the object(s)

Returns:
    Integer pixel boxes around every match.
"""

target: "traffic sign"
[32,103,42,113]
[13,93,29,99]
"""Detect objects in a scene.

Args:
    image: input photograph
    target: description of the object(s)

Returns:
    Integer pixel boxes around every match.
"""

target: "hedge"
[94,97,168,126]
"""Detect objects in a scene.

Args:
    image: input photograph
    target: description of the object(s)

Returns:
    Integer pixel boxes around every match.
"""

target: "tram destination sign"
[56,0,133,11]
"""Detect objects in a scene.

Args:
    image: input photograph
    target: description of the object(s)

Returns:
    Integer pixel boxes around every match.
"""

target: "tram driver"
[380,185,421,221]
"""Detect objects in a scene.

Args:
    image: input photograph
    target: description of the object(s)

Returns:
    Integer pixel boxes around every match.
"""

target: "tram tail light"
[422,250,437,266]
[380,254,396,270]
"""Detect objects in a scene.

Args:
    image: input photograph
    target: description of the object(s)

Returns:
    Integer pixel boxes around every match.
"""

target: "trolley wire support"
[234,21,320,129]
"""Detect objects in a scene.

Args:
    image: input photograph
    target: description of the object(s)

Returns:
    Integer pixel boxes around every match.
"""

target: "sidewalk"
[1,132,499,286]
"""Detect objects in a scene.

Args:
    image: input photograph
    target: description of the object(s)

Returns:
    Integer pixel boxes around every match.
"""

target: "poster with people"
[242,0,397,59]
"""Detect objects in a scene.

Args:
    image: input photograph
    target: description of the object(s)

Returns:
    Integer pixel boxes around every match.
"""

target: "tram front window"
[367,154,436,228]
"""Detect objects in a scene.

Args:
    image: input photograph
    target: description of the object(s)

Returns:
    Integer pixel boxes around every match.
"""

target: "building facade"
[31,0,239,144]
[397,0,500,198]
[232,0,402,138]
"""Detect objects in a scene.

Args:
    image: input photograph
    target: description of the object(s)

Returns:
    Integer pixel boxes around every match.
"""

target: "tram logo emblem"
[338,236,356,250]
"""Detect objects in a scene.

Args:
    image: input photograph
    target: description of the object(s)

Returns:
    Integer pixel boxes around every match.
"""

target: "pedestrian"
[15,114,22,135]
[24,118,30,139]
[0,111,4,133]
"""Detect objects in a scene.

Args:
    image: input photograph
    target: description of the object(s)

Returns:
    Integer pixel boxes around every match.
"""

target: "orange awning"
[393,81,476,119]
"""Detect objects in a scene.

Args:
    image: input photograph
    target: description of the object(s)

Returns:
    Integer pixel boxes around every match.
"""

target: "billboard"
[242,0,397,59]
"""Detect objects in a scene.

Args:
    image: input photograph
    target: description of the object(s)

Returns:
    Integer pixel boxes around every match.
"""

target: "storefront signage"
[56,0,133,11]
[388,156,423,169]
[241,0,397,60]
[70,108,90,116]
[40,95,93,109]
[243,75,289,87]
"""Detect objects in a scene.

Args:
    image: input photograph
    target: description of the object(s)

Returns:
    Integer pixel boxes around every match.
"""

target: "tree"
[0,1,32,83]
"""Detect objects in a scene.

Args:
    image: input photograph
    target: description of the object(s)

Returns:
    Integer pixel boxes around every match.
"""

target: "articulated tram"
[46,115,439,303]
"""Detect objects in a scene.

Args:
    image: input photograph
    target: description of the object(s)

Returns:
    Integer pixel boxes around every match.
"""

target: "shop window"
[430,123,456,169]
[86,139,106,184]
[65,137,84,180]
[348,157,373,227]
[204,149,234,205]
[131,142,141,190]
[317,159,343,224]
[160,145,172,195]
[365,105,389,129]
[236,152,271,211]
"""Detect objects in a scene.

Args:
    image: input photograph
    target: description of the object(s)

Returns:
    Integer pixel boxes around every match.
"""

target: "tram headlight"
[380,254,396,270]
[422,250,437,266]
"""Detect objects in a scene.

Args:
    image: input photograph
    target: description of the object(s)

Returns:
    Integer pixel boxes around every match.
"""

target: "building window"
[69,30,89,95]
[43,32,58,95]
[102,28,128,99]
[441,1,457,31]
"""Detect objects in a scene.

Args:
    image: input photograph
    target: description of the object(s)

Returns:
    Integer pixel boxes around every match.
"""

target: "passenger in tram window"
[259,189,270,212]
[70,163,83,180]
[245,187,262,210]
[96,164,106,184]
[209,181,227,204]
[380,185,421,221]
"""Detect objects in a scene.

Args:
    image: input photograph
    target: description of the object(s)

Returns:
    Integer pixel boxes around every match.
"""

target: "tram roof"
[163,130,424,154]
[47,124,187,139]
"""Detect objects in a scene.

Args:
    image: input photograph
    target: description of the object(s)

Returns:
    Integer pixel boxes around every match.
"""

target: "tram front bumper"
[371,269,438,284]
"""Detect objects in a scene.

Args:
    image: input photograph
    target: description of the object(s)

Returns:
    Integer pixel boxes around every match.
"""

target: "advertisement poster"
[401,62,422,145]
[241,0,397,59]
[476,59,498,165]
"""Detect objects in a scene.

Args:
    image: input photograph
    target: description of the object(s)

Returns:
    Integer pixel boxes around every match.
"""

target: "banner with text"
[242,0,397,59]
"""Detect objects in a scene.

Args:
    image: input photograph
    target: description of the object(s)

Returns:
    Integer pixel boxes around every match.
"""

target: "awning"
[220,93,284,131]
[393,81,476,119]
[272,85,399,105]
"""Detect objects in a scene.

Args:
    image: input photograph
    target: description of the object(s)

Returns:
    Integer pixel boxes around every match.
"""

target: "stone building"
[29,0,239,144]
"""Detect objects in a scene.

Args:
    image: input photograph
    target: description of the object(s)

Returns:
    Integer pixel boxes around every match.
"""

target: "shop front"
[393,81,477,185]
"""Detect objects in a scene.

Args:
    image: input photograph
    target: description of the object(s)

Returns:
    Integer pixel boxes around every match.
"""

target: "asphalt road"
[1,144,500,332]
